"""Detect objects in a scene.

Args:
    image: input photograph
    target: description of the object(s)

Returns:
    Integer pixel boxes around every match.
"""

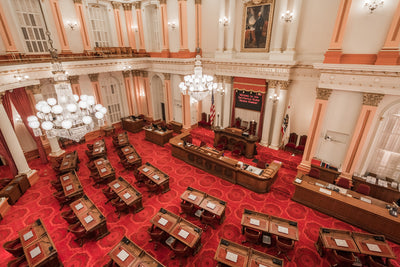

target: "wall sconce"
[65,21,78,30]
[123,66,132,71]
[281,10,294,22]
[168,22,177,30]
[364,0,384,13]
[132,26,138,32]
[219,17,229,27]
[14,74,29,82]
[269,93,279,103]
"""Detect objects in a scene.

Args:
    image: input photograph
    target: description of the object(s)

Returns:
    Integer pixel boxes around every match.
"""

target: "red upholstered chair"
[235,117,242,129]
[355,184,371,196]
[147,225,168,250]
[201,210,216,231]
[53,191,70,210]
[216,136,228,151]
[367,256,394,267]
[275,236,295,261]
[111,198,129,218]
[295,135,307,154]
[102,187,117,204]
[170,240,192,267]
[145,180,159,197]
[61,208,79,224]
[68,222,86,247]
[3,237,24,257]
[232,142,246,157]
[7,255,28,267]
[51,180,63,191]
[133,171,146,187]
[335,177,353,189]
[309,168,320,179]
[256,160,267,169]
[284,133,298,152]
[200,141,206,147]
[0,178,12,189]
[87,144,94,150]
[242,227,261,244]
[180,201,195,218]
[327,249,356,267]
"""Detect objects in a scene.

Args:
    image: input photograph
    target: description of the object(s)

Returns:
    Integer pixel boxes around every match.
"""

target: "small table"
[108,177,143,213]
[138,163,170,193]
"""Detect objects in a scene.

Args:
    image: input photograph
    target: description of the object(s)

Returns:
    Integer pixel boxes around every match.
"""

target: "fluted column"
[284,0,302,54]
[111,2,124,47]
[123,71,134,115]
[69,76,81,96]
[221,76,232,128]
[339,93,385,180]
[73,0,91,51]
[178,0,189,52]
[270,0,288,53]
[134,2,146,53]
[297,88,332,174]
[160,0,170,53]
[132,71,142,115]
[269,81,290,149]
[260,80,278,146]
[142,72,153,120]
[217,0,225,52]
[89,74,103,105]
[123,4,136,51]
[214,76,223,127]
[49,0,71,53]
[0,99,31,174]
[195,0,202,50]
[164,73,173,122]
[0,2,17,52]
[226,0,236,52]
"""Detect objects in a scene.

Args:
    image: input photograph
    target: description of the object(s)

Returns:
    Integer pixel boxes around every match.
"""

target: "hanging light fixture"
[364,0,384,13]
[28,0,106,142]
[179,55,218,102]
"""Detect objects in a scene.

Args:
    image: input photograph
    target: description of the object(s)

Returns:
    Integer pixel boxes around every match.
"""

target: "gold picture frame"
[241,0,275,52]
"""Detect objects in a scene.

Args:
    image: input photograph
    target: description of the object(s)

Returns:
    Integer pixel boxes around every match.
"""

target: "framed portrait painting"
[241,0,275,52]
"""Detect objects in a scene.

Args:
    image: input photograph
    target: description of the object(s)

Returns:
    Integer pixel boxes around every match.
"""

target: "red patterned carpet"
[0,129,399,267]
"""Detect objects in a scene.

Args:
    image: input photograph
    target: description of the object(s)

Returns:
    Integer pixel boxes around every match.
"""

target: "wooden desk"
[0,183,21,205]
[70,195,109,240]
[352,232,396,259]
[10,174,30,194]
[214,128,257,159]
[113,132,130,148]
[120,145,142,165]
[138,163,170,193]
[180,187,206,207]
[18,219,61,267]
[108,236,165,267]
[293,176,400,244]
[92,140,106,157]
[169,121,182,134]
[311,164,340,184]
[241,209,270,233]
[214,239,284,267]
[59,151,78,173]
[121,117,145,133]
[171,132,281,193]
[315,228,359,257]
[93,157,116,185]
[352,176,400,203]
[144,128,173,147]
[108,177,143,213]
[59,171,83,199]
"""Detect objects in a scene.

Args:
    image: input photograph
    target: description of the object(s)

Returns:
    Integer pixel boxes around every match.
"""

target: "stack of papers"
[366,243,382,252]
[278,226,289,234]
[360,197,372,204]
[153,175,160,180]
[225,251,238,263]
[128,155,134,159]
[366,176,376,184]
[97,161,102,165]
[206,202,216,210]
[29,246,41,258]
[125,148,129,152]
[378,179,388,188]
[63,162,69,166]
[142,168,149,172]
[113,183,120,189]
[65,185,73,191]
[123,193,131,199]
[94,149,99,152]
[117,249,129,261]
[23,231,33,241]
[319,188,332,195]
[188,194,197,201]
[250,218,260,226]
[158,217,168,226]
[84,215,94,223]
[334,239,348,247]
[178,229,189,239]
[75,203,83,210]
[63,176,69,181]
[101,168,107,173]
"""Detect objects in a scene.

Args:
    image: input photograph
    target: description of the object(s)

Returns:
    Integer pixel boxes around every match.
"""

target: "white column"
[269,84,288,150]
[215,77,224,128]
[217,0,225,52]
[284,0,303,55]
[270,0,288,53]
[260,83,277,146]
[225,0,236,52]
[48,136,64,157]
[0,102,31,174]
[221,77,232,128]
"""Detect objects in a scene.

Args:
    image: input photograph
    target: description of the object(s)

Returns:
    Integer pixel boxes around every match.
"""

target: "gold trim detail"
[362,93,384,106]
[316,88,332,100]
[69,75,79,85]
[88,73,99,82]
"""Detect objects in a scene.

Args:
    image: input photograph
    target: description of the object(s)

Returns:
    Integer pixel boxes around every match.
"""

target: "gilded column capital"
[279,81,290,90]
[122,3,132,11]
[132,70,140,77]
[142,71,148,78]
[362,93,384,106]
[134,2,141,9]
[122,71,131,78]
[164,73,171,80]
[111,2,121,9]
[195,0,202,4]
[26,84,41,94]
[267,80,279,88]
[69,75,79,85]
[316,88,332,100]
[88,73,99,82]
[72,0,82,4]
[178,0,187,2]
[222,76,232,84]
[160,0,167,4]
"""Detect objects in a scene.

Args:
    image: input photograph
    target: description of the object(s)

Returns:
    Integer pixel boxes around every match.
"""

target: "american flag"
[209,93,216,125]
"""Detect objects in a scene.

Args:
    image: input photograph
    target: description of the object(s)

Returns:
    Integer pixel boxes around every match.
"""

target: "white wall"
[167,0,180,52]
[200,0,220,56]
[59,0,83,53]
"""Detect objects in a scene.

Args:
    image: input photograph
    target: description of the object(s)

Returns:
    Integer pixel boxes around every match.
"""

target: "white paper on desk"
[101,168,107,173]
[225,251,238,263]
[315,182,325,187]
[125,148,129,152]
[188,194,197,201]
[120,139,125,142]
[259,264,267,267]
[178,229,189,239]
[97,161,102,165]
[206,202,216,210]
[360,197,372,204]
[113,183,120,189]
[117,249,129,262]
[23,231,33,241]
[142,167,149,172]
[84,215,94,223]
[334,239,348,247]
[66,185,73,191]
[366,243,382,252]
[158,217,168,226]
[75,203,83,211]
[63,176,69,181]
[391,182,398,188]
[153,175,160,180]
[319,188,332,195]
[123,192,131,199]
[338,188,348,195]
[128,155,134,159]
[294,178,302,184]
[29,246,41,259]
[250,218,260,226]
[66,155,71,158]
[278,226,289,234]
[94,149,99,152]
[63,162,69,166]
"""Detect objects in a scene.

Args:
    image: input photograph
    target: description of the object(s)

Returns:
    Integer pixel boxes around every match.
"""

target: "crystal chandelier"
[179,55,218,102]
[27,0,107,142]
[364,0,384,13]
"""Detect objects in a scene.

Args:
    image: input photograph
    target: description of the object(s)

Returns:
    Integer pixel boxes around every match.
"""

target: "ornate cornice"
[316,88,332,100]
[122,3,132,11]
[363,93,384,106]
[134,2,141,9]
[279,80,290,90]
[164,73,170,80]
[88,73,99,82]
[72,0,82,4]
[267,80,279,88]
[69,75,79,85]
[142,71,148,78]
[122,71,131,78]
[111,1,121,9]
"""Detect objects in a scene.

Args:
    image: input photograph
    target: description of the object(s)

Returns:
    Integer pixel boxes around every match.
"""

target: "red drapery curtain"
[6,88,48,164]
[0,130,18,176]
[2,93,14,128]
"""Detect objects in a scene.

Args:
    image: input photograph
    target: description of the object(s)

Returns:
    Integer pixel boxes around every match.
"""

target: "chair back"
[336,178,352,189]
[235,117,242,128]
[288,133,298,144]
[256,160,267,169]
[356,184,371,196]
[309,168,320,179]
[276,236,295,252]
[244,227,261,244]
[201,112,207,121]
[367,256,393,267]
[298,135,307,146]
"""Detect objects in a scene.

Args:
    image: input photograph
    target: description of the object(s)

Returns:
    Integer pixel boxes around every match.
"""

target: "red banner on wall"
[233,77,267,93]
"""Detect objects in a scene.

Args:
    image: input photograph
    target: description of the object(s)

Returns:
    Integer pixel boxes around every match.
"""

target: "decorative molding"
[142,71,148,78]
[362,93,384,106]
[267,80,279,88]
[316,88,332,100]
[88,73,99,82]
[279,80,291,90]
[72,0,82,4]
[26,84,41,94]
[195,0,202,4]
[111,1,121,9]
[164,73,171,80]
[122,3,132,10]
[134,2,141,9]
[122,71,131,78]
[160,0,167,4]
[69,75,79,85]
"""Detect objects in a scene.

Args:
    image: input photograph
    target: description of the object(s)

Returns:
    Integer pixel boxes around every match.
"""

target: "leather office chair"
[111,198,129,218]
[200,141,206,147]
[51,180,63,192]
[3,237,24,257]
[367,255,394,267]
[295,135,307,154]
[355,184,371,196]
[87,144,94,150]
[309,168,320,179]
[335,177,353,189]
[133,171,145,187]
[85,150,93,159]
[201,210,216,231]
[68,222,86,247]
[0,178,12,189]
[327,249,356,267]
[61,208,79,224]
[256,160,267,169]
[242,227,261,244]
[170,240,192,267]
[284,133,298,152]
[147,225,167,250]
[7,255,27,267]
[145,180,159,197]
[232,142,246,157]
[275,235,295,261]
[102,187,117,204]
[53,191,70,210]
[180,201,195,218]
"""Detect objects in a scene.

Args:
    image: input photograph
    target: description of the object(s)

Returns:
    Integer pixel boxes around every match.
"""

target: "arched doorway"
[151,75,165,121]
